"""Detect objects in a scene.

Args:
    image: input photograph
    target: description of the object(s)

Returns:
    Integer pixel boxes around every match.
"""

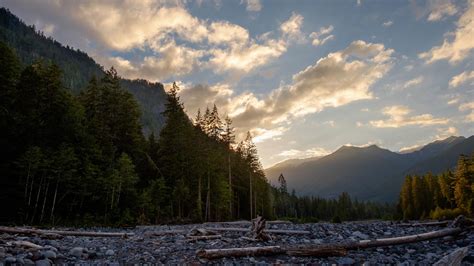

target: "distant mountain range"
[265,136,474,202]
[0,8,167,135]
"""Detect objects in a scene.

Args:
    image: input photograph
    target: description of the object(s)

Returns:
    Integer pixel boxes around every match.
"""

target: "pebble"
[42,250,57,259]
[69,247,84,258]
[34,259,51,266]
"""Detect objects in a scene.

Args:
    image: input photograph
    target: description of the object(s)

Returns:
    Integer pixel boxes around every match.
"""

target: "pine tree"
[454,155,472,211]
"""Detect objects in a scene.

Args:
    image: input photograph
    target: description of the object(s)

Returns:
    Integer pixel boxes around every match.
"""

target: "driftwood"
[204,220,292,226]
[197,246,285,259]
[249,216,272,241]
[197,217,473,259]
[0,226,133,238]
[144,230,186,237]
[203,227,310,235]
[433,247,468,266]
[7,240,43,249]
[399,221,449,227]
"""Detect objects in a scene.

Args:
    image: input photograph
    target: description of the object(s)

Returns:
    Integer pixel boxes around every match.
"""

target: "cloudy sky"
[3,0,473,167]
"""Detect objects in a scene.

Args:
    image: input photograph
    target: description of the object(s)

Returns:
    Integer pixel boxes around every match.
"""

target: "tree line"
[397,154,474,220]
[272,174,395,222]
[0,40,396,225]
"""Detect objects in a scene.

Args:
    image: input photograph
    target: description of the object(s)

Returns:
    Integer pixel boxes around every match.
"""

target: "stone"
[5,256,17,263]
[338,257,355,265]
[42,250,56,259]
[35,259,51,266]
[105,249,115,256]
[69,247,84,258]
[352,231,369,240]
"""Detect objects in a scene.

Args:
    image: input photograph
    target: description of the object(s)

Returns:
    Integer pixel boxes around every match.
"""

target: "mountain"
[0,8,167,134]
[265,136,474,202]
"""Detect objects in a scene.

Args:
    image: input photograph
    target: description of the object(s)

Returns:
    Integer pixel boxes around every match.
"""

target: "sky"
[2,0,473,168]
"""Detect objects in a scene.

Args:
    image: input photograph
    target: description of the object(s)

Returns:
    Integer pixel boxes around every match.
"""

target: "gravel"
[0,221,473,264]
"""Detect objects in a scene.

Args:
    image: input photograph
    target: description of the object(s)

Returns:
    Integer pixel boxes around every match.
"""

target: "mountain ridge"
[265,136,473,202]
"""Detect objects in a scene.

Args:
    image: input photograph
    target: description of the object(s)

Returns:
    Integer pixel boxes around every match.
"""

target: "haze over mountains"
[265,136,474,202]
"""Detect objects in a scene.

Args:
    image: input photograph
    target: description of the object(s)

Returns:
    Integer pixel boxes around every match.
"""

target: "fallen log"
[144,230,186,237]
[204,220,292,226]
[0,226,134,238]
[399,221,449,227]
[203,227,310,235]
[197,225,472,259]
[433,247,468,266]
[197,246,285,259]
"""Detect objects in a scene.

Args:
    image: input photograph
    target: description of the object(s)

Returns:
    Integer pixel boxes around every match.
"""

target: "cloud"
[276,147,330,159]
[252,127,288,143]
[427,0,459,21]
[382,20,394,27]
[403,76,424,89]
[459,101,474,111]
[458,101,474,123]
[310,25,334,46]
[208,39,287,74]
[98,41,205,81]
[449,70,474,88]
[245,0,262,12]
[399,144,422,153]
[180,40,394,141]
[419,1,474,64]
[3,0,294,80]
[435,126,459,139]
[280,12,305,43]
[370,105,450,128]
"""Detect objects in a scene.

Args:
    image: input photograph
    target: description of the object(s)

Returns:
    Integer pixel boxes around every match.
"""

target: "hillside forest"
[0,39,398,225]
[398,155,474,220]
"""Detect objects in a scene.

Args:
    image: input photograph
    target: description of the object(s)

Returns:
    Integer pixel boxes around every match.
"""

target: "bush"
[331,215,342,223]
[429,207,464,220]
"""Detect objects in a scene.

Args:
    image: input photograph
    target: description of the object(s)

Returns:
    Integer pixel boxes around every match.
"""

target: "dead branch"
[286,244,347,257]
[433,247,468,266]
[0,226,133,238]
[249,216,272,241]
[186,235,222,242]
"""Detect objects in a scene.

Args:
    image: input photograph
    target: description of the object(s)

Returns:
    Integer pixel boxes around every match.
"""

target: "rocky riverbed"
[1,221,473,265]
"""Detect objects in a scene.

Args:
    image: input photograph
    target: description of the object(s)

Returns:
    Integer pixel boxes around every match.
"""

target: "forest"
[0,39,396,226]
[397,154,474,220]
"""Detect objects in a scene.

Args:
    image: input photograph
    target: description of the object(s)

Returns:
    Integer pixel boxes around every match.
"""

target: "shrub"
[429,207,464,220]
[331,215,342,223]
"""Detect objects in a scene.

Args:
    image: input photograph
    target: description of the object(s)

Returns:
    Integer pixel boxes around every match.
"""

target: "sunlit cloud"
[310,25,334,46]
[427,0,459,22]
[370,105,450,128]
[403,76,424,89]
[419,1,474,64]
[449,70,474,88]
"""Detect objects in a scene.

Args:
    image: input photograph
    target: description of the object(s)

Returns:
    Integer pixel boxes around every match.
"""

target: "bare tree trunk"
[116,181,122,207]
[228,153,232,219]
[110,186,115,210]
[50,177,60,223]
[31,175,44,224]
[198,175,202,221]
[205,167,211,221]
[39,180,50,223]
[249,170,252,220]
[28,173,35,206]
[24,164,31,201]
